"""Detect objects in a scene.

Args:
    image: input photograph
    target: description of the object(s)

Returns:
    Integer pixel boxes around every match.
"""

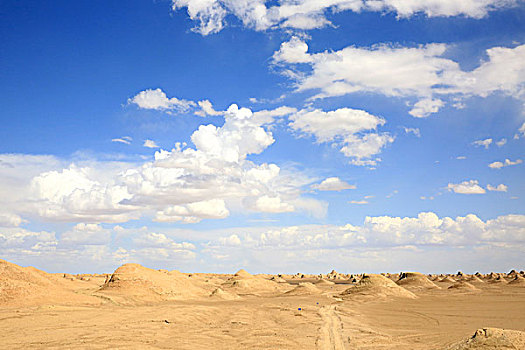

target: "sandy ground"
[1,260,524,349]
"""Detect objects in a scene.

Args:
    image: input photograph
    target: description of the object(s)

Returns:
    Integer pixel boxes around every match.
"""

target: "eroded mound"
[234,269,253,279]
[98,263,207,303]
[508,275,525,286]
[0,259,97,307]
[447,328,525,349]
[209,287,240,300]
[438,276,457,283]
[448,281,480,292]
[340,274,416,299]
[221,272,286,295]
[285,282,322,296]
[466,276,485,284]
[314,279,335,286]
[270,276,288,283]
[396,272,441,290]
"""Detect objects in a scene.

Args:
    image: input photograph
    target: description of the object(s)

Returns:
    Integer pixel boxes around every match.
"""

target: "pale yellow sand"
[1,260,524,349]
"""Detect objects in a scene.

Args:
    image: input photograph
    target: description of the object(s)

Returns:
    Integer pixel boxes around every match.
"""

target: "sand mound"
[447,328,525,349]
[508,275,525,286]
[0,259,98,307]
[234,269,253,279]
[466,275,485,284]
[448,281,480,292]
[270,276,288,283]
[396,272,441,290]
[315,279,335,286]
[340,274,416,299]
[209,287,240,300]
[221,273,286,295]
[487,276,508,285]
[438,276,457,283]
[285,282,322,296]
[98,263,207,303]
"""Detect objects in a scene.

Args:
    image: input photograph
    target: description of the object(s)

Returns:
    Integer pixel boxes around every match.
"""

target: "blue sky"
[1,0,524,274]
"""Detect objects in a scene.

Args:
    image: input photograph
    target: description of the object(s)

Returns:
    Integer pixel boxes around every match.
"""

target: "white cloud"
[349,200,368,205]
[154,199,230,223]
[488,158,523,169]
[289,107,394,165]
[128,88,196,112]
[496,138,507,147]
[245,195,295,213]
[172,0,521,35]
[519,122,525,137]
[132,232,195,250]
[312,177,356,191]
[218,234,241,246]
[289,108,385,142]
[0,104,322,224]
[340,133,395,163]
[0,213,24,227]
[456,156,467,160]
[111,136,132,145]
[473,138,493,149]
[195,99,224,117]
[447,180,486,194]
[273,38,525,114]
[143,139,159,148]
[60,223,110,246]
[487,184,508,192]
[409,98,444,118]
[403,127,421,137]
[208,212,525,252]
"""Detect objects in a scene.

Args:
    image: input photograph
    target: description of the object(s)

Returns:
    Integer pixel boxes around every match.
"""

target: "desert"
[2,1,525,349]
[1,258,524,349]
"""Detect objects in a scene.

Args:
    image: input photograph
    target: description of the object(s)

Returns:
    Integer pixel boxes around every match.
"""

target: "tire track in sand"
[317,304,345,350]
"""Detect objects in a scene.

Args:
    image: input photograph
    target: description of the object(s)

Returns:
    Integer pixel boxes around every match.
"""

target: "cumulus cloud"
[496,138,507,147]
[289,107,394,165]
[60,223,110,246]
[273,38,525,114]
[312,177,355,191]
[154,199,230,223]
[409,98,444,118]
[0,104,321,224]
[487,184,508,192]
[208,212,525,251]
[172,0,520,35]
[132,232,196,250]
[128,88,196,112]
[447,180,486,194]
[195,99,224,117]
[473,138,493,148]
[143,139,159,148]
[0,213,24,227]
[488,158,523,169]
